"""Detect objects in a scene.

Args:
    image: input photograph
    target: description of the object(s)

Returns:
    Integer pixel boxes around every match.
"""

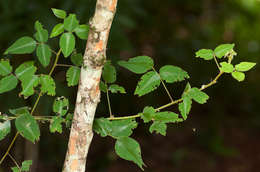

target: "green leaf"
[0,59,12,76]
[231,71,245,82]
[0,75,18,94]
[235,62,256,72]
[70,53,83,66]
[141,106,156,123]
[39,75,56,96]
[115,137,144,170]
[134,71,160,96]
[75,24,89,40]
[9,106,30,116]
[65,113,73,128]
[50,116,64,133]
[59,32,75,58]
[20,75,39,98]
[220,62,234,73]
[108,84,126,93]
[53,96,69,116]
[182,82,191,96]
[66,66,80,86]
[149,121,167,136]
[34,20,43,30]
[36,44,52,67]
[187,87,209,104]
[50,23,64,38]
[153,111,181,123]
[11,167,19,172]
[0,120,11,141]
[214,43,235,58]
[34,21,48,43]
[4,36,36,55]
[51,8,67,19]
[178,96,192,120]
[102,62,116,83]
[15,61,37,81]
[195,49,214,60]
[118,56,154,74]
[110,119,137,138]
[159,65,189,83]
[64,14,79,32]
[15,113,40,143]
[99,81,107,93]
[93,118,112,137]
[21,160,33,171]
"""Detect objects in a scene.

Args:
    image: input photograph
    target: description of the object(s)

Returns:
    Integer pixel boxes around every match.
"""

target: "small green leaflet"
[0,74,18,94]
[34,20,43,30]
[64,14,79,32]
[60,32,75,58]
[93,118,112,137]
[53,96,69,116]
[50,116,64,133]
[149,121,167,136]
[115,137,144,170]
[141,106,156,123]
[75,24,89,40]
[15,61,37,81]
[70,53,83,66]
[20,75,39,98]
[118,56,154,74]
[0,59,12,76]
[66,66,80,87]
[0,120,11,141]
[214,43,235,58]
[11,167,19,172]
[235,62,256,72]
[36,44,52,67]
[4,36,36,55]
[195,49,214,60]
[178,96,192,120]
[186,87,209,104]
[153,111,181,123]
[102,62,116,83]
[231,71,245,82]
[159,65,189,83]
[9,106,30,116]
[39,75,56,96]
[65,113,73,128]
[34,21,48,43]
[108,84,126,94]
[50,23,64,38]
[21,160,33,171]
[15,113,40,143]
[51,8,67,19]
[99,81,107,93]
[220,62,234,73]
[134,71,160,97]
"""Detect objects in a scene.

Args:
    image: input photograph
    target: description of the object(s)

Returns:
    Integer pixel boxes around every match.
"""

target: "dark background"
[0,0,260,171]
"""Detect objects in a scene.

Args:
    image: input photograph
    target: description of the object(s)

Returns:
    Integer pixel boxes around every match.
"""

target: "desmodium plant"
[0,8,256,171]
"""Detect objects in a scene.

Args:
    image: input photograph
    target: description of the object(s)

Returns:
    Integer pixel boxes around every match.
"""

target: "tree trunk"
[62,0,118,172]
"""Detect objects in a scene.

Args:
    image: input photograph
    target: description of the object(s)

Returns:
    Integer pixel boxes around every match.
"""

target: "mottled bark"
[62,0,118,172]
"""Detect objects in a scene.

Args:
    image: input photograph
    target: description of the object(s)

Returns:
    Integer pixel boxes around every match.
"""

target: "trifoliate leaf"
[70,53,83,66]
[214,43,235,58]
[36,44,52,67]
[51,8,67,19]
[0,74,18,94]
[99,81,107,93]
[235,62,256,72]
[50,23,64,38]
[134,71,160,96]
[64,14,79,32]
[50,116,64,133]
[39,75,56,96]
[75,24,89,40]
[149,121,167,136]
[53,96,69,116]
[115,137,144,170]
[186,87,209,104]
[153,111,181,123]
[159,65,189,83]
[0,59,12,76]
[178,96,192,120]
[220,62,234,73]
[15,61,37,81]
[118,56,154,74]
[59,32,75,58]
[108,84,126,94]
[21,160,33,171]
[231,71,245,82]
[93,118,112,137]
[141,106,156,123]
[66,66,80,87]
[4,36,36,55]
[15,113,40,143]
[102,62,116,83]
[9,106,30,116]
[195,49,214,60]
[0,120,11,141]
[20,75,39,98]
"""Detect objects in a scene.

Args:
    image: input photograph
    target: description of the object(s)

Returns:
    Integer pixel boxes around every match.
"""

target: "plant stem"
[0,132,19,164]
[56,64,74,67]
[106,83,113,118]
[8,153,20,170]
[213,55,221,70]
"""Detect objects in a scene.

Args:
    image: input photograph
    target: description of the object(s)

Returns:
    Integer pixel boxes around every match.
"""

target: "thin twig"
[8,153,20,170]
[106,83,113,118]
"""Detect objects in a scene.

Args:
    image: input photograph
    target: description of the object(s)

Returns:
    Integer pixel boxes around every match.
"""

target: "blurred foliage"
[0,0,260,171]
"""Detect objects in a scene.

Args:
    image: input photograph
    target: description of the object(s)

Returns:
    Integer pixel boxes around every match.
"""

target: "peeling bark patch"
[69,136,77,155]
[71,159,79,171]
[95,40,103,51]
[109,0,117,11]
